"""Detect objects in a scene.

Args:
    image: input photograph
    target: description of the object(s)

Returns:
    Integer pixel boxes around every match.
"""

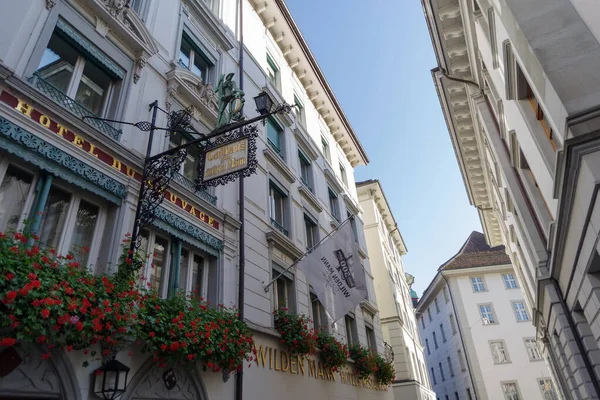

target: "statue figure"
[215,73,245,128]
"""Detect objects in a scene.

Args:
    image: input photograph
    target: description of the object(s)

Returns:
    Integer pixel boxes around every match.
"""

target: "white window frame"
[501,381,522,400]
[479,303,498,325]
[471,276,486,292]
[503,273,518,289]
[178,246,210,298]
[538,378,559,400]
[489,339,511,364]
[139,230,172,299]
[345,314,358,346]
[512,301,529,322]
[0,159,41,232]
[525,338,542,361]
[450,314,457,334]
[458,349,466,371]
[309,290,328,333]
[272,266,295,312]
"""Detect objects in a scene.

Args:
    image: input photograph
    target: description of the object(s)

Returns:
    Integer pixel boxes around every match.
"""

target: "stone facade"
[421,0,600,398]
[357,179,436,400]
[0,1,391,399]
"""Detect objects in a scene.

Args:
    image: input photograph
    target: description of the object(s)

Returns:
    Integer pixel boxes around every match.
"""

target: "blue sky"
[285,0,482,295]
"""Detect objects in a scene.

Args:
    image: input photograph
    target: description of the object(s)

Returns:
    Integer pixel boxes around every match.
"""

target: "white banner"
[297,221,367,323]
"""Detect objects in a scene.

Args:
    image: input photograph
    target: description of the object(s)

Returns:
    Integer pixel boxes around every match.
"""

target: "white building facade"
[0,1,392,399]
[422,0,600,398]
[357,179,436,400]
[417,232,558,400]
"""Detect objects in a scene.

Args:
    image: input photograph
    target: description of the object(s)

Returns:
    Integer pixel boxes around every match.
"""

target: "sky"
[285,0,482,295]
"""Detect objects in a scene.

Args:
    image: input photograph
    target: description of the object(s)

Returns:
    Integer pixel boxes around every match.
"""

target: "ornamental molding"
[263,147,296,184]
[182,0,235,51]
[153,206,223,254]
[323,165,343,194]
[293,125,320,161]
[166,66,218,125]
[0,116,126,203]
[266,228,304,261]
[46,0,56,10]
[298,184,323,213]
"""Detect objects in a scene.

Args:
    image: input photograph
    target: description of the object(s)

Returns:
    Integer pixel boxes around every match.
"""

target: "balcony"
[172,172,217,206]
[270,218,288,237]
[28,73,122,141]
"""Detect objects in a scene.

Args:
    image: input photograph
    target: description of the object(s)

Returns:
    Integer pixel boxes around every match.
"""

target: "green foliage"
[373,353,395,385]
[348,344,376,379]
[273,308,317,357]
[317,332,348,372]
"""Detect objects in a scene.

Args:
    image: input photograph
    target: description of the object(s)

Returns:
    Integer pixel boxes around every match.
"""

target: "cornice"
[298,184,323,213]
[294,125,320,161]
[263,147,296,184]
[266,228,304,260]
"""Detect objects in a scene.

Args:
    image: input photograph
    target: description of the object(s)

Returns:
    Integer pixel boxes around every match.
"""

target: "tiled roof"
[439,231,510,271]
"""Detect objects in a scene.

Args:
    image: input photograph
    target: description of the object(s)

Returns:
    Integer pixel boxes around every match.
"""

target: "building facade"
[417,232,558,400]
[422,0,600,398]
[357,180,436,400]
[0,1,392,399]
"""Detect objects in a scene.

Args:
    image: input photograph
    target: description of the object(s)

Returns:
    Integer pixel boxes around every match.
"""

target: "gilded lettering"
[199,212,206,220]
[308,359,316,378]
[88,143,99,158]
[56,123,68,137]
[274,349,280,371]
[256,345,268,367]
[208,217,215,226]
[73,135,85,149]
[290,357,297,374]
[189,207,196,217]
[297,356,305,375]
[39,114,51,128]
[181,199,188,210]
[15,100,33,117]
[317,363,325,380]
[126,167,136,178]
[268,347,273,370]
[169,193,178,203]
[112,158,122,171]
[281,351,289,372]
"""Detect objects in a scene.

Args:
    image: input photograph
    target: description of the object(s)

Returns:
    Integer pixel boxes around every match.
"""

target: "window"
[321,136,331,164]
[524,81,557,151]
[37,29,118,117]
[365,325,377,354]
[434,297,440,313]
[467,389,473,400]
[348,212,358,242]
[304,215,318,250]
[421,317,426,330]
[443,286,449,303]
[178,33,212,82]
[433,332,439,349]
[446,396,449,400]
[139,231,170,296]
[427,307,432,322]
[328,188,340,221]
[449,314,457,334]
[129,0,146,16]
[503,273,518,289]
[310,291,328,333]
[169,132,200,181]
[458,349,466,371]
[447,356,455,377]
[440,324,447,342]
[512,301,529,321]
[479,304,497,324]
[439,362,445,381]
[490,340,510,364]
[525,338,542,361]
[339,163,348,187]
[178,248,210,297]
[298,151,312,190]
[501,382,521,400]
[266,53,279,89]
[269,182,288,236]
[345,315,358,346]
[425,338,431,355]
[0,165,35,232]
[471,277,486,292]
[273,265,295,312]
[455,393,460,400]
[266,118,284,157]
[516,147,553,236]
[293,95,305,126]
[538,378,559,400]
[431,367,437,385]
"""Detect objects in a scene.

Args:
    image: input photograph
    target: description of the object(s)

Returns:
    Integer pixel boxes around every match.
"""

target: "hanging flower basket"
[348,344,376,379]
[373,353,395,385]
[317,332,348,372]
[273,308,317,357]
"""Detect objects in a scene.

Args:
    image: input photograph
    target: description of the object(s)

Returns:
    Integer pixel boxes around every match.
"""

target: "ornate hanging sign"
[195,125,258,189]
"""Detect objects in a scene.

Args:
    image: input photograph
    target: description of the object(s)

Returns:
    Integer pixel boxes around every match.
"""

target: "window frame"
[538,378,559,400]
[328,188,340,221]
[433,331,439,349]
[524,338,542,361]
[272,264,296,313]
[293,94,305,126]
[440,323,447,342]
[443,286,449,303]
[268,180,288,236]
[458,349,466,371]
[178,32,213,83]
[266,117,284,158]
[501,381,522,400]
[425,338,431,355]
[503,273,518,289]
[138,230,172,298]
[430,367,437,385]
[427,307,432,322]
[345,314,358,346]
[449,314,457,334]
[304,214,318,250]
[471,276,486,292]
[512,301,529,322]
[489,339,511,364]
[478,303,498,325]
[435,297,440,313]
[339,163,348,187]
[321,136,331,164]
[298,150,313,191]
[365,323,377,354]
[447,356,455,377]
[438,362,445,381]
[177,246,211,299]
[310,289,328,333]
[266,53,280,90]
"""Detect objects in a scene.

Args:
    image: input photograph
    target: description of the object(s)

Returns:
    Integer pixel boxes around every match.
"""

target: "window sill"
[263,147,296,184]
[324,165,344,194]
[293,126,320,161]
[360,299,378,315]
[298,183,323,213]
[515,99,558,175]
[266,227,304,260]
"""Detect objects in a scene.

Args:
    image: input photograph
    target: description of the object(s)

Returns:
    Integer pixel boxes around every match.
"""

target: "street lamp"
[93,357,130,400]
[253,91,273,116]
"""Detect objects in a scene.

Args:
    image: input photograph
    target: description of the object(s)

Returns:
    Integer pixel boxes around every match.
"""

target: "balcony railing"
[172,172,217,206]
[270,218,288,237]
[28,72,122,141]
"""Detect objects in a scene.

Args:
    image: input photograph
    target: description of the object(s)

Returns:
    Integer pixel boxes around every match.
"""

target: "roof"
[439,231,510,271]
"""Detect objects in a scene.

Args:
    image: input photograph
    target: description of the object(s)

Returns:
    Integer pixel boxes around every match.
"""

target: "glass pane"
[266,120,280,150]
[192,53,209,81]
[179,37,193,69]
[191,254,204,298]
[183,145,198,180]
[0,165,33,232]
[75,60,112,115]
[70,199,99,267]
[179,249,189,294]
[151,236,169,293]
[276,277,287,308]
[37,33,78,93]
[38,186,71,250]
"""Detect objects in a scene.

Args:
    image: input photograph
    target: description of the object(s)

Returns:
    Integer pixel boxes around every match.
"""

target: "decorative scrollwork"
[194,124,258,190]
[167,106,194,136]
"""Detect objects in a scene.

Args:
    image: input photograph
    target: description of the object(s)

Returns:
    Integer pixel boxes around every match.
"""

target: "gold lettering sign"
[252,344,388,392]
[203,138,248,181]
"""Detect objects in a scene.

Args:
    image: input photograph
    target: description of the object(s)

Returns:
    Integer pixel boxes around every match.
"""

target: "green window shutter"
[266,118,281,151]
